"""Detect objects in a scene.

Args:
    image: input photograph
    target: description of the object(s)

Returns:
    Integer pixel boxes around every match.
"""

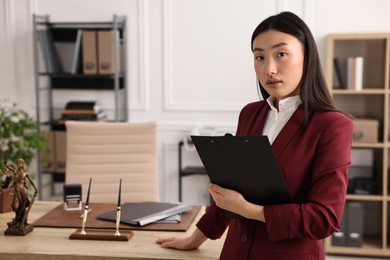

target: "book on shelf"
[63,109,101,115]
[70,29,83,74]
[98,30,115,75]
[331,206,346,246]
[346,56,364,90]
[54,29,82,74]
[345,202,363,247]
[54,41,75,73]
[331,202,364,248]
[38,29,63,73]
[97,30,122,75]
[65,101,101,112]
[97,202,192,226]
[333,57,346,89]
[62,100,106,122]
[61,111,107,121]
[82,30,98,74]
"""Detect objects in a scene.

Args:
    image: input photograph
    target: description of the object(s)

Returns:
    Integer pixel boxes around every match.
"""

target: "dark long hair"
[251,11,337,125]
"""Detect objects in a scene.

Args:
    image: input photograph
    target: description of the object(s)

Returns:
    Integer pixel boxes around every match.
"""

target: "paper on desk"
[156,214,181,223]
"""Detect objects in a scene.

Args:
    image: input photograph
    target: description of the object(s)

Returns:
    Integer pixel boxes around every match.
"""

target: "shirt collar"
[266,95,302,113]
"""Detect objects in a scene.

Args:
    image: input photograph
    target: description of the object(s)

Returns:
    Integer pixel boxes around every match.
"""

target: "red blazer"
[196,101,353,260]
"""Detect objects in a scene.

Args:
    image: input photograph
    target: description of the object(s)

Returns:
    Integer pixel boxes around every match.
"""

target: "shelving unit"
[32,14,128,198]
[324,33,390,257]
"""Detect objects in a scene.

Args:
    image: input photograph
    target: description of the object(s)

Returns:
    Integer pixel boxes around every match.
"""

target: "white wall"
[2,0,390,204]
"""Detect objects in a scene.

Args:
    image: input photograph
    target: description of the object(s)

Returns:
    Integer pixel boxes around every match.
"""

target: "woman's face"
[252,29,304,101]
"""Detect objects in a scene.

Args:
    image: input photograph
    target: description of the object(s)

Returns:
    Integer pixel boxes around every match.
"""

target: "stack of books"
[334,57,364,90]
[61,101,107,122]
[346,56,364,90]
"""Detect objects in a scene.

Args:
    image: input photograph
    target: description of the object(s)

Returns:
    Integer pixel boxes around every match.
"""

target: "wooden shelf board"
[352,142,385,148]
[328,33,390,40]
[346,194,384,201]
[325,237,386,256]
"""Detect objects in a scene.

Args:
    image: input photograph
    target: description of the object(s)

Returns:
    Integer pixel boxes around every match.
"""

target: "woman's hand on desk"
[156,228,207,250]
[208,183,265,222]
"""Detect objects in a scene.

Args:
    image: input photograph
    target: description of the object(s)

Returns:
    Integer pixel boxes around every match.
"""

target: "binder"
[97,30,116,75]
[65,101,100,111]
[38,30,63,73]
[347,57,364,90]
[70,29,83,74]
[82,31,98,74]
[332,206,347,246]
[354,57,364,90]
[333,57,346,89]
[191,135,291,218]
[346,202,363,247]
[97,202,192,226]
[61,111,107,121]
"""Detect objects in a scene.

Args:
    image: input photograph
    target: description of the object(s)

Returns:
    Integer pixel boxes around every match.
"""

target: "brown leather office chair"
[65,121,158,203]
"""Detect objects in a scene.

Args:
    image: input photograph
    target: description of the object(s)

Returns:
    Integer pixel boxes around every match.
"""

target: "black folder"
[97,202,192,226]
[191,135,291,214]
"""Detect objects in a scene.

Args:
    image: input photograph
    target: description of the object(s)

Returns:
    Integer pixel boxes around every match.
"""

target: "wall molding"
[4,0,14,38]
[277,0,287,12]
[162,0,173,111]
[277,0,313,25]
[2,0,17,102]
[161,141,178,202]
[162,0,248,112]
[302,0,313,27]
[29,0,37,16]
[131,0,149,111]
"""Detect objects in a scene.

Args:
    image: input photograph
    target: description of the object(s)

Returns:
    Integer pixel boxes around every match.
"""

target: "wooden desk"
[0,201,224,260]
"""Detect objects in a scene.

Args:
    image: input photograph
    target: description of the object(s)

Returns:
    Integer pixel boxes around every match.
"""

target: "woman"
[157,11,353,260]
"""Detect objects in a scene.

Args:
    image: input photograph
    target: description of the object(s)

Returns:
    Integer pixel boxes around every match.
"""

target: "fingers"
[156,237,174,244]
[156,237,180,249]
[209,183,224,196]
[208,183,218,190]
[156,237,176,248]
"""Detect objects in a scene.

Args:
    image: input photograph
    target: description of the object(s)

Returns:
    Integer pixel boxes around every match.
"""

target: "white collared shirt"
[262,95,302,144]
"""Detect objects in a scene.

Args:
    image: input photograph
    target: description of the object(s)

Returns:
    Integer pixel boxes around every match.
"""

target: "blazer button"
[241,234,248,242]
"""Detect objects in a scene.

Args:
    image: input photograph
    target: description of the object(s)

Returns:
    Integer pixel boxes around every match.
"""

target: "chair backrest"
[65,121,158,203]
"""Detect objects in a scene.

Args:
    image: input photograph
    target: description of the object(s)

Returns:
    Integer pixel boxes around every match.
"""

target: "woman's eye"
[255,56,264,61]
[277,52,287,57]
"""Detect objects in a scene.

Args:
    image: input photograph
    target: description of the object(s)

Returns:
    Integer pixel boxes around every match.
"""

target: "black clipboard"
[191,135,291,217]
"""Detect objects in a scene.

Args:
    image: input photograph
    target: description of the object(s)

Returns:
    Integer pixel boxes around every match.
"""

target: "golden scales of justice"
[69,178,133,241]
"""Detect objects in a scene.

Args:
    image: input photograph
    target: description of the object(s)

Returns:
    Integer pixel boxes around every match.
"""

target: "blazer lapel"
[251,102,269,135]
[272,105,305,159]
